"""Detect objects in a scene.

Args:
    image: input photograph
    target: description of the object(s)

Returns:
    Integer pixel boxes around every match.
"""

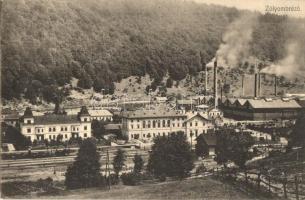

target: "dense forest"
[1,0,304,103]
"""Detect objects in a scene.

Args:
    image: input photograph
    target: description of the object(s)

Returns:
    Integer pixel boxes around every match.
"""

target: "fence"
[212,167,305,200]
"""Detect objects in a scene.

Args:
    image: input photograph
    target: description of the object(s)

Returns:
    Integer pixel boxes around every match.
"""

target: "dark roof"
[24,107,33,118]
[33,114,81,125]
[121,109,186,119]
[202,134,217,146]
[78,106,90,116]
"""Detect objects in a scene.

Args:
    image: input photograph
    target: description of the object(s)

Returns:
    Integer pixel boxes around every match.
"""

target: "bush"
[195,164,207,175]
[121,172,142,186]
[108,174,119,185]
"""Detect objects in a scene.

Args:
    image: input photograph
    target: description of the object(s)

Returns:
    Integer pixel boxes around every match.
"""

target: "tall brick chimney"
[214,59,218,108]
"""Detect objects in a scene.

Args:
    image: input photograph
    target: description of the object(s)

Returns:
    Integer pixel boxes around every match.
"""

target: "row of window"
[129,120,204,130]
[27,126,88,134]
[130,131,201,139]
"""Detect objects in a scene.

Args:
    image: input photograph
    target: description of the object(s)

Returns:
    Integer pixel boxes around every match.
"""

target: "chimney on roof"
[254,73,261,98]
[254,74,257,97]
[214,59,218,108]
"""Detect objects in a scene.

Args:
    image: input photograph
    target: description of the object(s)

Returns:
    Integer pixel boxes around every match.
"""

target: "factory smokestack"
[258,73,261,97]
[214,59,218,108]
[274,75,277,96]
[205,64,208,95]
[254,73,257,97]
[241,74,245,97]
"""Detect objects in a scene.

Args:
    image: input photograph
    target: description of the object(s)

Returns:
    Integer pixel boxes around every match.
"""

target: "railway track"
[1,150,149,168]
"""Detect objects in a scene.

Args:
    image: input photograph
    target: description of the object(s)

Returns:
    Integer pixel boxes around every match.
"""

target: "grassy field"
[7,177,271,199]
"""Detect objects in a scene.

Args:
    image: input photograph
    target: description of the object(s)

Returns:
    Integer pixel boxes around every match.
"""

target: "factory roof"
[121,109,186,119]
[246,99,302,109]
[32,114,83,125]
[236,99,247,106]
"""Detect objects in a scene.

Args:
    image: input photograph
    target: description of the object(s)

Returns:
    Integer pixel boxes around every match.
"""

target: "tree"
[288,114,305,148]
[147,132,194,179]
[1,123,31,150]
[113,149,126,177]
[215,129,254,169]
[91,120,106,139]
[195,134,209,158]
[133,154,144,174]
[166,78,173,88]
[65,138,102,189]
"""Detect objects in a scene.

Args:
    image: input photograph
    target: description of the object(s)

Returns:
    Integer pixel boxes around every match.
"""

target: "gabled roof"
[246,99,302,109]
[202,134,216,146]
[88,109,112,117]
[235,99,247,106]
[185,113,211,122]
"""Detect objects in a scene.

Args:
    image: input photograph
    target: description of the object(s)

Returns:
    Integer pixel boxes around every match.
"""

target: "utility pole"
[106,150,111,190]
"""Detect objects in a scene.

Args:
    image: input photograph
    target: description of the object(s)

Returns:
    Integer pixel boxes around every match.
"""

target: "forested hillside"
[1,0,304,103]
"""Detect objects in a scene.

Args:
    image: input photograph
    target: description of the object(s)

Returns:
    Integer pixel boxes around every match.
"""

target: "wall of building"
[21,121,91,142]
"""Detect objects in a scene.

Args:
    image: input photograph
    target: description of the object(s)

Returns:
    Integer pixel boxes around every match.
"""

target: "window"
[38,129,40,133]
[49,135,52,139]
[27,128,31,133]
[84,133,87,137]
[143,134,145,138]
[65,127,67,131]
[153,121,156,128]
[163,132,165,136]
[41,129,43,133]
[190,122,192,127]
[61,127,64,131]
[143,121,146,128]
[84,118,88,122]
[84,126,87,130]
[167,120,170,127]
[162,120,166,127]
[177,123,180,127]
[195,121,198,126]
[27,120,31,124]
[65,134,67,138]
[53,135,56,139]
[131,125,134,129]
[53,127,56,132]
[131,119,133,123]
[172,123,175,127]
[148,121,151,128]
[158,121,160,128]
[49,128,52,132]
[137,125,140,129]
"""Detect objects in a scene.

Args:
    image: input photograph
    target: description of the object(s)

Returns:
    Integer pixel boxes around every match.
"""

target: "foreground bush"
[121,172,142,186]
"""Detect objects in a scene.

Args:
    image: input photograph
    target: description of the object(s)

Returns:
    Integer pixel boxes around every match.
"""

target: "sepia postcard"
[0,0,304,199]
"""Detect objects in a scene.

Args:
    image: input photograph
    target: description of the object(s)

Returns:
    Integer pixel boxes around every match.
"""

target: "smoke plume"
[207,13,258,68]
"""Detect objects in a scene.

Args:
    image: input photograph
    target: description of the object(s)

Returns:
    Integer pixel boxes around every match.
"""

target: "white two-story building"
[20,106,92,142]
[121,109,214,142]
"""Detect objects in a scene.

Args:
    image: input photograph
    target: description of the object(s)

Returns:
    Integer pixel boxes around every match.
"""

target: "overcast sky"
[192,0,305,18]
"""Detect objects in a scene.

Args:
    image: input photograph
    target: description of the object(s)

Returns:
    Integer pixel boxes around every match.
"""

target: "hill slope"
[1,0,304,102]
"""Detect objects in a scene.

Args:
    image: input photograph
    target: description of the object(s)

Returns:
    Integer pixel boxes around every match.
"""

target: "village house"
[20,106,92,142]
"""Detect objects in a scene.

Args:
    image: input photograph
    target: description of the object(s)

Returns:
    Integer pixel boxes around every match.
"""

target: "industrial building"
[220,98,302,120]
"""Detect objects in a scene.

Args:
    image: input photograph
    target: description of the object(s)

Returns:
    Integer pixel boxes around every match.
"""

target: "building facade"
[121,109,214,141]
[20,106,92,142]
